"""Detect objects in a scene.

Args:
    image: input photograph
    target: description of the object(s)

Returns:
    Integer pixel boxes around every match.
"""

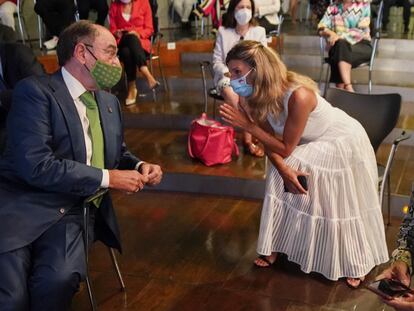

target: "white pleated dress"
[257,88,389,281]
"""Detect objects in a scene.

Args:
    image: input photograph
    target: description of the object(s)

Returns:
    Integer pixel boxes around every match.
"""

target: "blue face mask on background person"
[230,68,254,97]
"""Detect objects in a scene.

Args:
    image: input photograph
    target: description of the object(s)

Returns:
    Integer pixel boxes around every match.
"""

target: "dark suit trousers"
[0,214,93,311]
[34,0,76,37]
[78,0,109,26]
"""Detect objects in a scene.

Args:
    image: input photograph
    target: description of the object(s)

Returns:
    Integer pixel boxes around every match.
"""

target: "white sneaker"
[43,36,59,50]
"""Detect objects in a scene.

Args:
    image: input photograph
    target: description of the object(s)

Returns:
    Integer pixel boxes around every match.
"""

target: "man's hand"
[108,169,148,193]
[140,163,162,186]
[376,261,411,287]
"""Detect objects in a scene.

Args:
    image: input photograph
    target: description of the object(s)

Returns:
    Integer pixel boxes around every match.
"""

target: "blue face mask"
[230,68,254,97]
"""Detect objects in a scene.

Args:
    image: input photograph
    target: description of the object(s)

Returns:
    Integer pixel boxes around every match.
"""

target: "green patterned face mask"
[84,45,122,90]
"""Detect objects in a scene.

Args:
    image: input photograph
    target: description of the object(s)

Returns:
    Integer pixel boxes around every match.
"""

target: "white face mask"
[120,0,131,3]
[234,8,252,26]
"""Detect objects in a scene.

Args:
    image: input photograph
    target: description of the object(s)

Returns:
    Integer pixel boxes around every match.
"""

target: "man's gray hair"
[56,20,98,66]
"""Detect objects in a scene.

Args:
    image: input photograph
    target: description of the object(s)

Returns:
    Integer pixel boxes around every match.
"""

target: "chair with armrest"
[325,88,411,226]
[319,0,384,96]
[83,189,125,311]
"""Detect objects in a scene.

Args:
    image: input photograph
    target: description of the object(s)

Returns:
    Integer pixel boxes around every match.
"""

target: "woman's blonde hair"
[226,40,318,122]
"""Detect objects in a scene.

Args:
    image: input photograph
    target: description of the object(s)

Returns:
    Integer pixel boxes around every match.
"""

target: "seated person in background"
[213,0,267,157]
[219,40,388,288]
[78,0,109,26]
[109,0,160,106]
[34,0,76,50]
[382,0,411,34]
[193,0,229,34]
[318,0,372,92]
[173,0,197,31]
[254,0,281,34]
[0,23,17,42]
[0,0,16,31]
[0,20,162,310]
[377,186,414,310]
[0,42,45,152]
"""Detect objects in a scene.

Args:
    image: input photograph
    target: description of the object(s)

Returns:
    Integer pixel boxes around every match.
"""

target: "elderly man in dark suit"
[0,20,162,310]
[0,41,44,152]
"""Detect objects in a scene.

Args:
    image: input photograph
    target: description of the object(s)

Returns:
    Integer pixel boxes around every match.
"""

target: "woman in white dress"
[219,40,389,288]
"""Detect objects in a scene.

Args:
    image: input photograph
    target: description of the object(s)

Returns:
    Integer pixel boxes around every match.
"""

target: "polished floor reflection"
[71,191,403,311]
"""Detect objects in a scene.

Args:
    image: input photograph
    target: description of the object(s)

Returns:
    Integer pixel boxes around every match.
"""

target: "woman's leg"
[121,34,158,89]
[254,252,278,267]
[290,0,298,24]
[338,61,354,91]
[346,276,366,288]
[34,0,75,37]
[92,0,109,26]
[118,43,138,103]
[328,39,353,90]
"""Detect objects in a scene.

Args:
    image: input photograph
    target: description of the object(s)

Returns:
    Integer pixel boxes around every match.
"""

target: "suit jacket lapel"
[95,91,116,168]
[49,71,87,164]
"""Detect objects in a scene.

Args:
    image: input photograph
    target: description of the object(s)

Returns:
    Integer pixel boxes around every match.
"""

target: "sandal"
[244,142,264,157]
[150,81,161,90]
[344,83,354,92]
[346,277,365,289]
[254,255,276,268]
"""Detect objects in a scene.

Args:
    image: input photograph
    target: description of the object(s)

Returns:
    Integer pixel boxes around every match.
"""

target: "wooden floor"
[71,190,401,311]
[122,128,413,197]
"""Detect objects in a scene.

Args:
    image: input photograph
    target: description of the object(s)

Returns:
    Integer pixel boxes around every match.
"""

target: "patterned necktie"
[79,91,105,207]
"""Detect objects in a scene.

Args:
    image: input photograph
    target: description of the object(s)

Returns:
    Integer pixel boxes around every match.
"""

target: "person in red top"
[109,0,160,105]
[0,0,17,31]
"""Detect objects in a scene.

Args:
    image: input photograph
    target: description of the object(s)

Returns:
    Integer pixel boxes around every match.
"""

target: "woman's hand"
[327,32,339,46]
[128,30,140,38]
[381,293,414,311]
[220,103,254,131]
[376,261,411,287]
[279,165,309,195]
[114,30,124,39]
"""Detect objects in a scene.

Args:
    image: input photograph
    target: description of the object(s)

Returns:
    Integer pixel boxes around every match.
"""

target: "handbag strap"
[226,129,239,157]
[188,125,213,158]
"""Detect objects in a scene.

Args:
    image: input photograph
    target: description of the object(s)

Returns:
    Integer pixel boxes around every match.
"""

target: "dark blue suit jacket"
[0,70,139,254]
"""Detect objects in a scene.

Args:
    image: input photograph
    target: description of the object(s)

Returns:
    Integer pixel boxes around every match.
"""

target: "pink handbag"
[188,113,239,166]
